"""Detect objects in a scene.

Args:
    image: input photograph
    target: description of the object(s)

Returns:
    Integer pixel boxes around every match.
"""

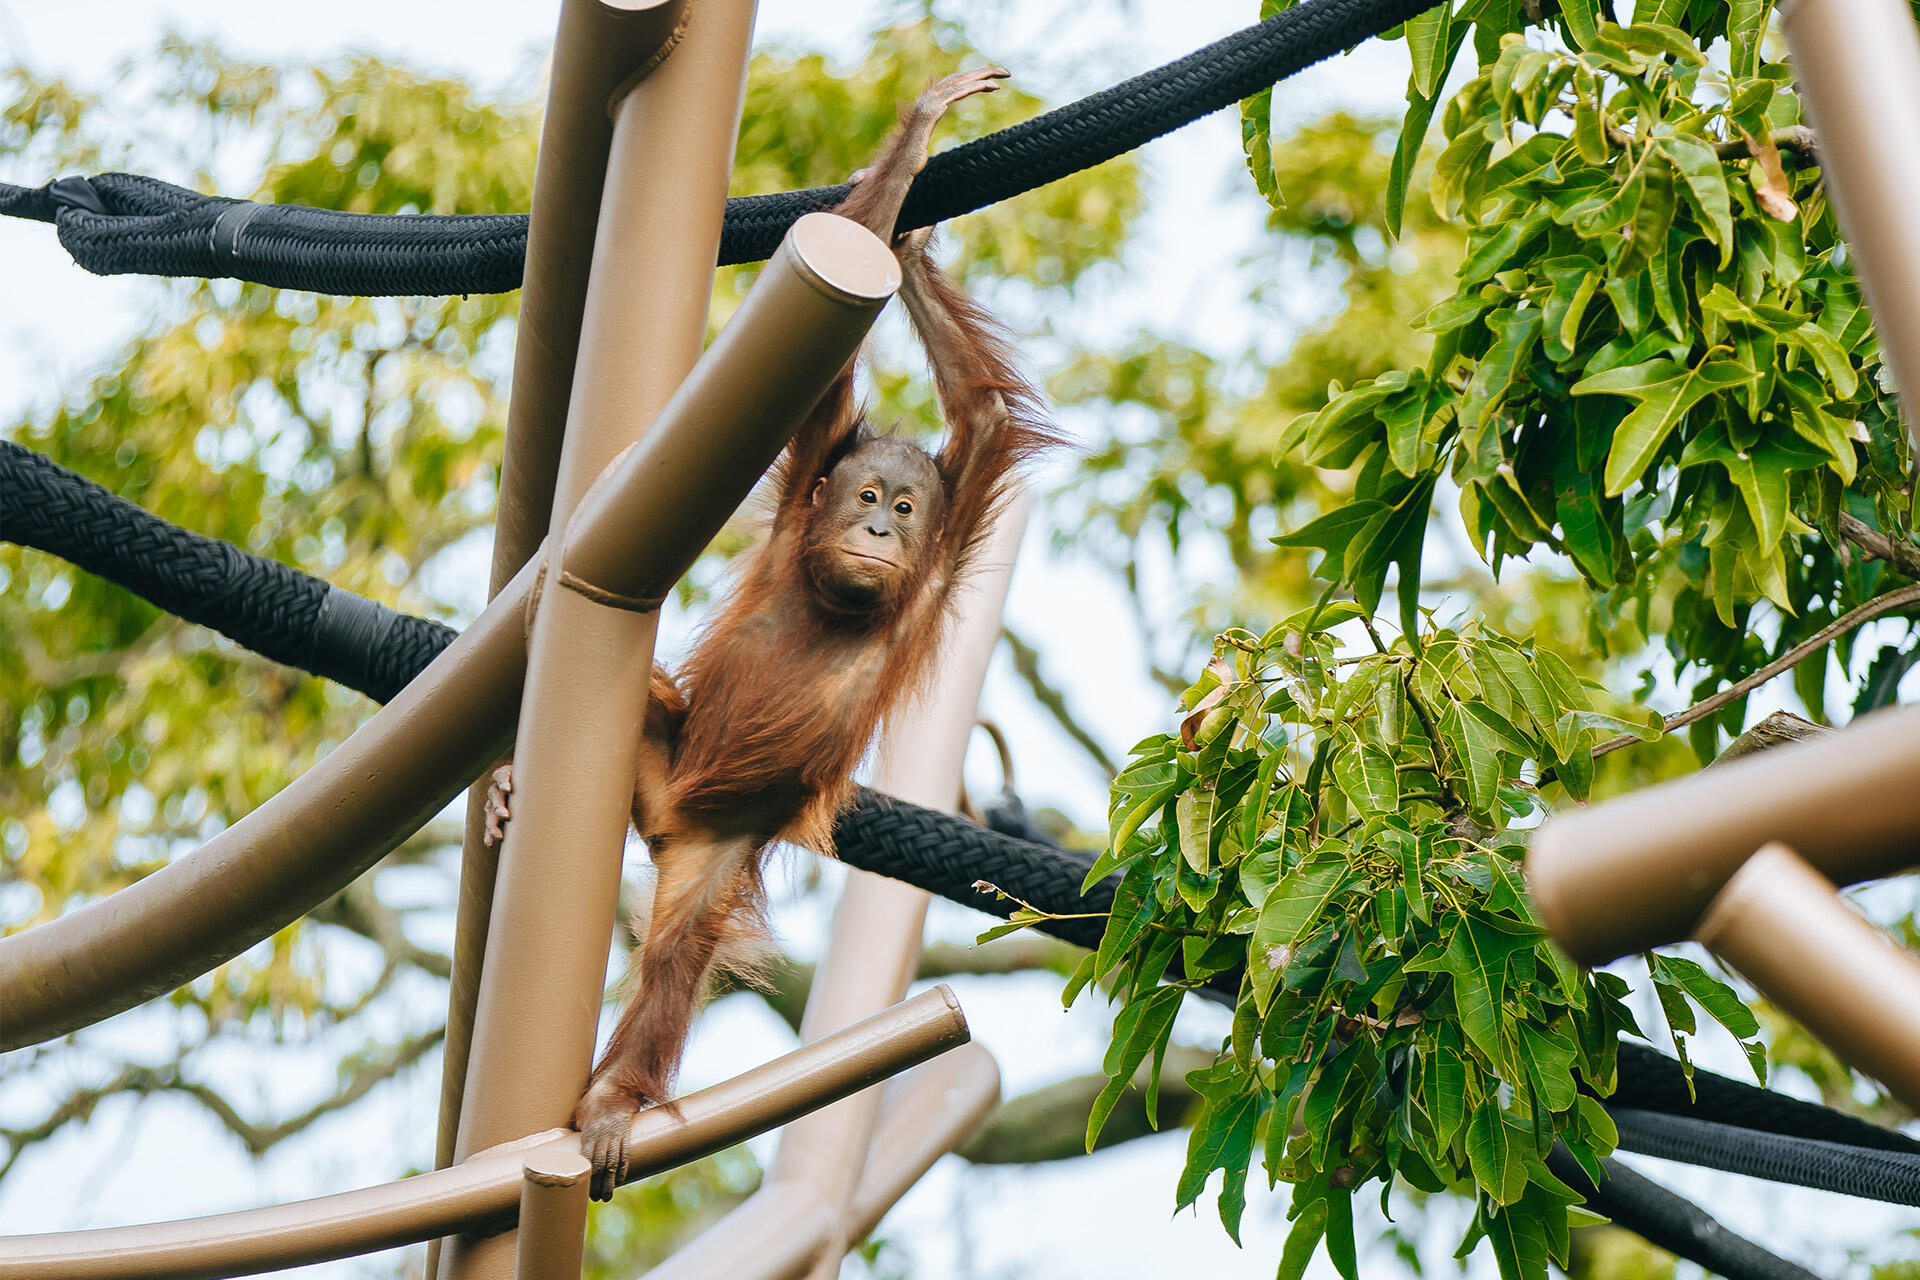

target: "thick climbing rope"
[0,0,1447,294]
[0,440,452,703]
[10,435,1920,1224]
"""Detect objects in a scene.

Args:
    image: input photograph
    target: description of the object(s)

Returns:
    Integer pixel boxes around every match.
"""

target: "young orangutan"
[484,66,1055,1199]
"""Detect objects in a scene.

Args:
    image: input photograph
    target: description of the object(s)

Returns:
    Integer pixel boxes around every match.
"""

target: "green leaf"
[1240,88,1278,206]
[1425,1034,1468,1148]
[1619,155,1674,275]
[1662,133,1734,264]
[1333,740,1400,814]
[1613,21,1707,64]
[1679,427,1831,547]
[1086,781,1174,890]
[1251,860,1356,1013]
[1277,1192,1329,1280]
[1389,83,1444,240]
[1571,355,1756,495]
[1443,701,1529,813]
[1176,784,1215,875]
[1462,205,1551,286]
[1408,4,1454,98]
[1325,1188,1359,1280]
[1560,0,1601,48]
[1789,324,1860,400]
[1482,1192,1552,1280]
[1651,952,1762,1041]
[1460,310,1543,435]
[1177,1090,1262,1242]
[1410,914,1539,1062]
[1468,1102,1527,1205]
[1089,985,1185,1148]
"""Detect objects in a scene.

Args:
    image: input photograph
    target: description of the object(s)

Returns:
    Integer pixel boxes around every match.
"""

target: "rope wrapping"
[0,0,1447,294]
[0,440,454,703]
[1611,1109,1920,1206]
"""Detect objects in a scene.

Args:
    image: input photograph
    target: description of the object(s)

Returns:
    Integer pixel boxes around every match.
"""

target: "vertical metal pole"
[439,0,692,1186]
[514,1151,593,1280]
[436,2,759,1276]
[1784,0,1920,449]
[775,492,1029,1280]
[1695,842,1920,1111]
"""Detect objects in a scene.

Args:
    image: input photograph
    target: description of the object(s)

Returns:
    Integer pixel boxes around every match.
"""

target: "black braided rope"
[1612,1109,1920,1206]
[1546,1149,1821,1280]
[12,437,1920,1230]
[0,0,1446,295]
[0,439,454,703]
[1613,1041,1920,1157]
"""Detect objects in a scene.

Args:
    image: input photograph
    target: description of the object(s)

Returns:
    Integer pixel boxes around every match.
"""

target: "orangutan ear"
[809,477,826,507]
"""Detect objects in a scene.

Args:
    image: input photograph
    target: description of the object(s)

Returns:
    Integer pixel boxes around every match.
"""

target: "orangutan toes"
[482,764,514,847]
[899,67,1009,172]
[579,1110,631,1203]
[917,66,1008,120]
[573,1077,666,1201]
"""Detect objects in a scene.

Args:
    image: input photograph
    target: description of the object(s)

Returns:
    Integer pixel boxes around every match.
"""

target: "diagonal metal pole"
[643,492,1028,1280]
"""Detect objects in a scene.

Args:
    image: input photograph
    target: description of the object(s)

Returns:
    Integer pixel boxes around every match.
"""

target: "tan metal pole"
[439,214,890,1279]
[648,492,1028,1280]
[514,1151,593,1280]
[1696,843,1920,1111]
[0,216,896,1053]
[1784,0,1920,450]
[487,0,692,598]
[1526,702,1920,967]
[436,0,756,1191]
[0,987,967,1280]
[441,0,696,1185]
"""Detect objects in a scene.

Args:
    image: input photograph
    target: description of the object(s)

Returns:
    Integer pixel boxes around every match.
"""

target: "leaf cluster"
[1073,605,1764,1278]
[1284,7,1918,752]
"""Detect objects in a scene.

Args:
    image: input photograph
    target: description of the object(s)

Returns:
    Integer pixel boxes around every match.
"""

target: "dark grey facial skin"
[805,437,946,614]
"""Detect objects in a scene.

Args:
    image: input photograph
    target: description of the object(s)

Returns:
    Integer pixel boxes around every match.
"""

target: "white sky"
[0,3,1900,1279]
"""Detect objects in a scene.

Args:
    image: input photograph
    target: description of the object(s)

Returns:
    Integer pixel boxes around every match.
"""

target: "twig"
[1001,626,1119,776]
[1605,123,1817,165]
[1839,511,1920,579]
[1592,582,1920,758]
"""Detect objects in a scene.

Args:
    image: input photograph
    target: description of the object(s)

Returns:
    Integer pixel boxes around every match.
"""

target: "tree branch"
[1839,511,1920,579]
[0,1027,443,1172]
[1592,583,1920,758]
[956,1045,1215,1163]
[1001,626,1120,777]
[1606,123,1816,165]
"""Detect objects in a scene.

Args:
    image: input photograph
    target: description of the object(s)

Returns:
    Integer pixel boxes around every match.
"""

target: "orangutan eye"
[894,499,913,517]
[859,488,879,504]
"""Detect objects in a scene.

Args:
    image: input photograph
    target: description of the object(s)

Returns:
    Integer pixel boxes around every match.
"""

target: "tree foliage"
[1080,2,1920,1277]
